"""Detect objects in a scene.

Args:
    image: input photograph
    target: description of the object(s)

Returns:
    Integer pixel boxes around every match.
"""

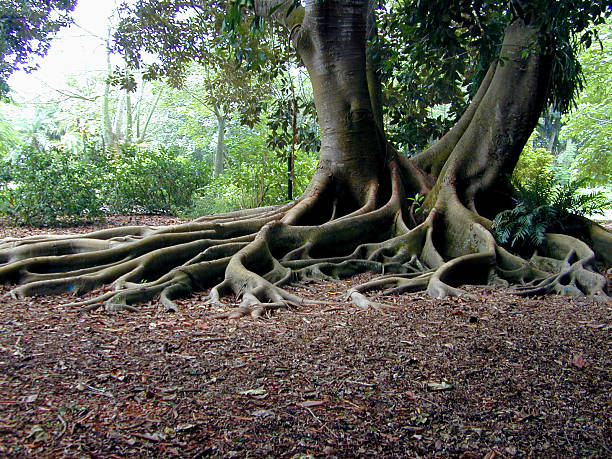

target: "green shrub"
[183,184,241,218]
[0,155,11,184]
[0,145,103,225]
[0,145,212,225]
[183,167,272,218]
[493,175,611,252]
[512,144,554,187]
[102,147,210,214]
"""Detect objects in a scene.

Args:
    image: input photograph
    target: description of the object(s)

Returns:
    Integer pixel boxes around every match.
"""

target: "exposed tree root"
[511,235,608,299]
[1,160,608,319]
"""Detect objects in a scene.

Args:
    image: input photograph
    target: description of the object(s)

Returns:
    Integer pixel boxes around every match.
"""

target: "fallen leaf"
[298,400,325,408]
[379,432,400,441]
[459,452,481,459]
[571,354,588,369]
[515,413,537,422]
[175,423,197,432]
[23,394,38,403]
[132,432,166,442]
[238,386,267,396]
[27,425,49,443]
[111,369,125,380]
[427,381,454,391]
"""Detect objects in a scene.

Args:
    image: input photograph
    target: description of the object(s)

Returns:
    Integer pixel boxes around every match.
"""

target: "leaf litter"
[0,216,611,457]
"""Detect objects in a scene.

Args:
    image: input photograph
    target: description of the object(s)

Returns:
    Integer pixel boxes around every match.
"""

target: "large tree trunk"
[0,0,609,316]
[416,20,552,216]
[297,0,385,198]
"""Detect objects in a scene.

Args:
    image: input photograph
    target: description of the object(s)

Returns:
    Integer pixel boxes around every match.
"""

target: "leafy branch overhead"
[378,0,612,151]
[0,0,77,99]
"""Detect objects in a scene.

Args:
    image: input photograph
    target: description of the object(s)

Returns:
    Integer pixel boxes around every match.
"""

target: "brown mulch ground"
[0,217,611,458]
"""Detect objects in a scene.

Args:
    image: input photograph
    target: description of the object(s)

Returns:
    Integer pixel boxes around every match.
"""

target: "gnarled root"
[0,206,286,312]
[346,192,611,306]
[512,234,608,298]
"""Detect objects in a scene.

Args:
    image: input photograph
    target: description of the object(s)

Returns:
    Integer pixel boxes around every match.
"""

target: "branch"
[254,0,304,31]
[34,78,99,102]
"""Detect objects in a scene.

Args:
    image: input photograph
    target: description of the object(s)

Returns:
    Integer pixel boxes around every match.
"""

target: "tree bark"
[294,0,385,204]
[417,19,553,216]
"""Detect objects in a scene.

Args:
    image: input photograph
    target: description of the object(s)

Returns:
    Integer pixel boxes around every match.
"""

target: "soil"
[0,216,610,458]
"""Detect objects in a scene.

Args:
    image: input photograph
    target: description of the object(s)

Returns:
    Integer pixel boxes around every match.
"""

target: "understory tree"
[0,0,611,316]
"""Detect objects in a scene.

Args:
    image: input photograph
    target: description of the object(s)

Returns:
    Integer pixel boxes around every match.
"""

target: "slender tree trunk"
[138,92,161,143]
[259,148,268,206]
[113,94,125,148]
[102,42,113,149]
[125,90,132,145]
[134,77,146,140]
[288,84,297,201]
[548,111,562,154]
[287,153,294,201]
[214,106,226,176]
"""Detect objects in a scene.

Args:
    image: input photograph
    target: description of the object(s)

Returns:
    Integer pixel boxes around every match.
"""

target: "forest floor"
[0,216,611,458]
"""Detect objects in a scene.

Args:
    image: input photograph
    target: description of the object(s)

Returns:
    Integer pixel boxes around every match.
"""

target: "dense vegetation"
[0,61,319,224]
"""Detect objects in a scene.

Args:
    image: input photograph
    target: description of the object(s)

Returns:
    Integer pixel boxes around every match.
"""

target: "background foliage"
[0,144,103,225]
[0,0,610,228]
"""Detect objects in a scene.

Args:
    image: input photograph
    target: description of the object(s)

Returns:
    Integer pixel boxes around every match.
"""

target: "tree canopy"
[110,0,612,152]
[0,0,76,98]
[378,0,612,150]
